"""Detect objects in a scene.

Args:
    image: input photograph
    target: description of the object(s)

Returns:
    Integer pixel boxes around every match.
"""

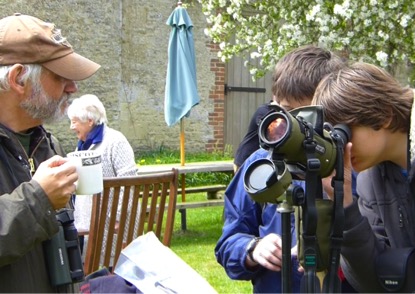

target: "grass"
[138,149,252,293]
[137,148,234,165]
[169,192,252,294]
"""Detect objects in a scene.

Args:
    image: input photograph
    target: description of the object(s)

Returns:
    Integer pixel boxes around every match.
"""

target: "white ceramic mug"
[67,150,103,195]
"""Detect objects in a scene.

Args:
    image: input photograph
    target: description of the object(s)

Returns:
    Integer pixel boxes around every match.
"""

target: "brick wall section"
[206,42,225,152]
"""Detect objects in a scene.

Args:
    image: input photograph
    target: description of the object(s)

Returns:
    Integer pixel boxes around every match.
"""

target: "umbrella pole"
[180,118,188,230]
[180,118,185,167]
[180,119,186,202]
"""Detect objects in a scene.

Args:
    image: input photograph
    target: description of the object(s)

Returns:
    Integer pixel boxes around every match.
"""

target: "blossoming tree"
[197,0,415,82]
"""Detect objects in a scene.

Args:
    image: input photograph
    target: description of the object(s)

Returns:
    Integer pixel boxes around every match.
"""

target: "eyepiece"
[332,124,351,146]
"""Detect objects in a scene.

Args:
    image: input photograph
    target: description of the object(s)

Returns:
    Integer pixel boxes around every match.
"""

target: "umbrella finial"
[177,1,182,6]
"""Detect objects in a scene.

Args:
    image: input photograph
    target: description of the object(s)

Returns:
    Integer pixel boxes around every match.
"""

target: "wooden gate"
[225,54,273,156]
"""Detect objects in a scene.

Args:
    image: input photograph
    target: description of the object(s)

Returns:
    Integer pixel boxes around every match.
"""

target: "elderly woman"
[68,94,138,177]
[67,94,139,252]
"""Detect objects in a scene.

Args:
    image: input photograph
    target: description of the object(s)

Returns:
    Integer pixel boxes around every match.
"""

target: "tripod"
[273,123,346,293]
[274,172,344,293]
[276,185,302,293]
[244,112,349,293]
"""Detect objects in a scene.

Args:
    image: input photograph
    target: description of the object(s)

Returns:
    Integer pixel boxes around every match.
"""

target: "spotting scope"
[244,105,350,203]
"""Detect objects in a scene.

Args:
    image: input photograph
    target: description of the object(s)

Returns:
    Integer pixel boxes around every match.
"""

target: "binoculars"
[43,208,84,286]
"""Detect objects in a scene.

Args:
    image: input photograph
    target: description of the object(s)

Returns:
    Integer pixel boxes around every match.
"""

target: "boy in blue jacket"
[215,45,348,293]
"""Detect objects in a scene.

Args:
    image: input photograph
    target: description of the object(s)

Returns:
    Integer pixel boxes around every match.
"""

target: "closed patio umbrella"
[165,2,200,211]
[164,1,200,167]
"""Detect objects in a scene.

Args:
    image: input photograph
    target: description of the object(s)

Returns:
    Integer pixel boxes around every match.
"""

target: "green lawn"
[169,193,252,294]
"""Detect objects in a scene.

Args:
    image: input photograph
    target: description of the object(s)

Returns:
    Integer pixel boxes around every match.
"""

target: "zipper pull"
[28,158,35,176]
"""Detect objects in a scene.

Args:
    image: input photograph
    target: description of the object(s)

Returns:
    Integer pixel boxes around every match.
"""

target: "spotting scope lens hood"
[244,158,292,203]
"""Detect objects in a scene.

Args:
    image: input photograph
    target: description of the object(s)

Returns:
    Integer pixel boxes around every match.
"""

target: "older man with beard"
[0,13,100,292]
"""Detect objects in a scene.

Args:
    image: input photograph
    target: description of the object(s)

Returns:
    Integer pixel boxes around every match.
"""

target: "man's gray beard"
[20,83,69,124]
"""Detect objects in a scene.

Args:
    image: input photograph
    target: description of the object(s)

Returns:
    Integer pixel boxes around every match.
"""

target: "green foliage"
[198,0,415,83]
[137,146,233,165]
[137,149,234,187]
[184,170,232,186]
[138,149,180,165]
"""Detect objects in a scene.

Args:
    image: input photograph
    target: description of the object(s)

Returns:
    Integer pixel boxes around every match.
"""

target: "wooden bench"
[176,199,225,230]
[176,199,225,210]
[145,199,225,231]
[178,184,226,199]
[138,161,233,231]
[176,184,227,230]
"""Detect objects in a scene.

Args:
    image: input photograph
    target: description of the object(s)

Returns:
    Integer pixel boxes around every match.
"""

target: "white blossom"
[197,0,415,82]
[400,14,411,28]
[218,0,227,7]
[250,51,261,59]
[363,19,372,26]
[333,4,345,16]
[306,4,320,21]
[378,30,389,40]
[388,1,399,9]
[376,51,388,67]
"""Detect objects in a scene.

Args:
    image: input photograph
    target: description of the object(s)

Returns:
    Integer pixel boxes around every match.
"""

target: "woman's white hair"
[67,94,108,125]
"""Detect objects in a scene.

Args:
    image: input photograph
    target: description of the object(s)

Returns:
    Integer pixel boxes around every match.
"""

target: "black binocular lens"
[265,116,288,143]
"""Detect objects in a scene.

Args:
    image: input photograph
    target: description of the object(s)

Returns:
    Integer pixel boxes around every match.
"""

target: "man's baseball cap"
[0,13,100,81]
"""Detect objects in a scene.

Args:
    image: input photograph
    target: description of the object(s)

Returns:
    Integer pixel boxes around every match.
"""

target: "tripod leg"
[281,211,292,293]
[277,201,295,293]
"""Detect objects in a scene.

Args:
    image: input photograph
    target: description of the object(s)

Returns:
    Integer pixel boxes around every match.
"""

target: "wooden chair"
[83,168,179,275]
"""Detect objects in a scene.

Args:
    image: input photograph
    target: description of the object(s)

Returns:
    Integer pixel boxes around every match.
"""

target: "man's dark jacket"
[0,125,74,292]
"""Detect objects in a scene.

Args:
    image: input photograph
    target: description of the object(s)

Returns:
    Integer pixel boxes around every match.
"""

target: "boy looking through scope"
[312,62,415,293]
[243,103,351,293]
[215,45,355,293]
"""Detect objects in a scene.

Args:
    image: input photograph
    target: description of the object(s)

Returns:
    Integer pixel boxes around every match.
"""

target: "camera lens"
[266,117,288,143]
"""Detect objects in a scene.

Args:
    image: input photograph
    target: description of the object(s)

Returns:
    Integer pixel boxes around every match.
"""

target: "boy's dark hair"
[272,45,347,104]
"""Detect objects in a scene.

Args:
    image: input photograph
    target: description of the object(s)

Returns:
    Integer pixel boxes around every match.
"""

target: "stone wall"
[0,0,221,157]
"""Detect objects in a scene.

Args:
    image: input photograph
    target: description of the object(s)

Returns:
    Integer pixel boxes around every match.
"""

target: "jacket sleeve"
[0,180,58,266]
[214,159,264,280]
[340,171,386,293]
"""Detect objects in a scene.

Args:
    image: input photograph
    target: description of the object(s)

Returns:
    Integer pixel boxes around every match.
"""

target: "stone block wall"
[0,0,224,157]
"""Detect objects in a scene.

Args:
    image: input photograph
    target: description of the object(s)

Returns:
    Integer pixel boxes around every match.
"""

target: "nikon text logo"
[58,248,64,265]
